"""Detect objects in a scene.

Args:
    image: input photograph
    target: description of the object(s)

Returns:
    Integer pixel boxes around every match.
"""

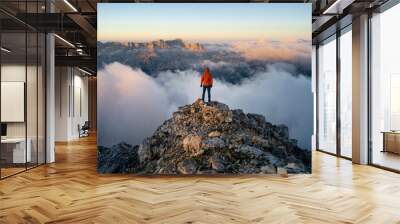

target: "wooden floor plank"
[0,134,399,223]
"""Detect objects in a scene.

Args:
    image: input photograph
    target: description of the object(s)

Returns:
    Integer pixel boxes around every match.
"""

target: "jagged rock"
[97,143,139,173]
[202,138,226,150]
[209,156,225,172]
[277,125,289,139]
[235,145,265,158]
[98,100,311,174]
[177,159,197,174]
[252,136,270,148]
[285,162,305,174]
[224,111,233,123]
[182,135,203,156]
[264,152,284,166]
[156,163,176,174]
[208,131,221,138]
[277,167,288,176]
[138,141,151,162]
[248,113,266,124]
[261,165,276,174]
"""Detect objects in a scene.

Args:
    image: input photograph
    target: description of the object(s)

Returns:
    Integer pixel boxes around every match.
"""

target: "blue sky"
[98,3,311,42]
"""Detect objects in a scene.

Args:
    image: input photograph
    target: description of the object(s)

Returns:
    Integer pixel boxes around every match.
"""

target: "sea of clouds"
[98,62,313,150]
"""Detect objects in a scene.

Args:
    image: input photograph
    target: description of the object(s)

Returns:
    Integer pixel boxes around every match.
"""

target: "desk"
[1,138,31,163]
[382,131,400,154]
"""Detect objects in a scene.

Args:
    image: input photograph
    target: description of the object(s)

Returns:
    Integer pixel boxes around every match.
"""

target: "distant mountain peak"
[127,39,204,52]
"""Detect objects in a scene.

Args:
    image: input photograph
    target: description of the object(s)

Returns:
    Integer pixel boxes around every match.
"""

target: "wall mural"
[97,3,312,174]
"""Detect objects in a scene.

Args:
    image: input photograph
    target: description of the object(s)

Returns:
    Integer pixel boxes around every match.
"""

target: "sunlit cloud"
[231,39,311,61]
[98,62,312,150]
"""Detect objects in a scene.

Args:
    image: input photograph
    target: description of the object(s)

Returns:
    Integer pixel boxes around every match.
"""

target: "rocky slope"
[98,99,311,174]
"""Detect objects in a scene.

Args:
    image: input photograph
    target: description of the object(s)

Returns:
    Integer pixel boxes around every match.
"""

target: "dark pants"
[202,86,211,102]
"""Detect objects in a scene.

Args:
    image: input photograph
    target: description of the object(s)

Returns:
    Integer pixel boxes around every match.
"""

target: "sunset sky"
[98,3,311,42]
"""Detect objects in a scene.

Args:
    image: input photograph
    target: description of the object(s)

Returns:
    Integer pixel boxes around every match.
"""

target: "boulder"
[261,165,276,174]
[252,136,270,148]
[202,138,226,150]
[247,113,266,124]
[285,162,305,173]
[277,167,288,176]
[235,145,265,158]
[182,135,203,156]
[177,159,198,174]
[264,152,283,166]
[209,156,225,172]
[224,111,233,123]
[208,131,221,138]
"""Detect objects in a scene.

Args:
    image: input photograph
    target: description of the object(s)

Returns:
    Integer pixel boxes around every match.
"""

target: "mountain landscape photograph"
[97,3,312,174]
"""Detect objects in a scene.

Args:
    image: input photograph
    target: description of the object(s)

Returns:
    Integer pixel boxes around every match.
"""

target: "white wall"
[1,65,28,141]
[70,73,89,139]
[55,66,70,141]
[1,64,46,163]
[1,65,38,137]
[55,67,89,141]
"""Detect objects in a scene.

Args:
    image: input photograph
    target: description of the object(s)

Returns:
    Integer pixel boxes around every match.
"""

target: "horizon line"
[97,37,311,43]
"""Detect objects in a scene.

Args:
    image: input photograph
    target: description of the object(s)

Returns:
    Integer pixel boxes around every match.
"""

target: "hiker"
[200,67,213,103]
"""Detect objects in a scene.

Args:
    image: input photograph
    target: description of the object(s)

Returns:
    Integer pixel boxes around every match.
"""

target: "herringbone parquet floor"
[1,134,400,224]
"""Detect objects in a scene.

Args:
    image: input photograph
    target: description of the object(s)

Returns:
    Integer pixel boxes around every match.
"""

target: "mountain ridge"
[97,39,311,84]
[98,99,311,174]
[122,39,205,52]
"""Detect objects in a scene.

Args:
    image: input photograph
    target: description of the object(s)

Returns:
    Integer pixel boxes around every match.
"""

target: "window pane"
[1,31,27,177]
[318,37,337,154]
[371,4,400,171]
[340,29,352,158]
[38,33,46,165]
[27,31,38,169]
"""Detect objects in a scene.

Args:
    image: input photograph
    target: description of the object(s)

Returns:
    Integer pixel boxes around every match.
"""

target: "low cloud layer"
[98,39,311,85]
[98,62,313,150]
[98,64,170,147]
[231,39,311,61]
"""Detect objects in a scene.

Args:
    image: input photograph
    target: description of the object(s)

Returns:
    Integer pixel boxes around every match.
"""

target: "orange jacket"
[201,69,213,87]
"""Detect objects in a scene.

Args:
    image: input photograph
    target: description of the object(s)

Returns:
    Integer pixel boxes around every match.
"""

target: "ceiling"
[0,0,392,74]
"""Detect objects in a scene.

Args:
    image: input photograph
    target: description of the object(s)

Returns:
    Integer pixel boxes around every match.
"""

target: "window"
[370,3,400,171]
[318,36,337,154]
[339,28,352,158]
[0,2,46,179]
[390,74,400,130]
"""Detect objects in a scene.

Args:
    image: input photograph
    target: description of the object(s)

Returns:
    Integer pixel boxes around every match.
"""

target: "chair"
[78,121,90,138]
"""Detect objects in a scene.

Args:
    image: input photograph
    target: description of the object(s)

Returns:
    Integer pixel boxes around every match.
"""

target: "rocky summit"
[98,99,311,174]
